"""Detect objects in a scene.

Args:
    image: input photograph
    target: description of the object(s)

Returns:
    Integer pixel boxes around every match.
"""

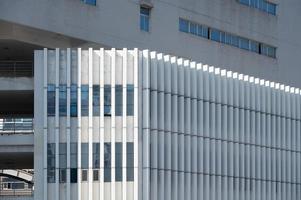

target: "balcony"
[0,118,33,135]
[0,61,33,77]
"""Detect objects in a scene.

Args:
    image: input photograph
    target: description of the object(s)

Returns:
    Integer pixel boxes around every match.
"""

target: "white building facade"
[35,48,301,200]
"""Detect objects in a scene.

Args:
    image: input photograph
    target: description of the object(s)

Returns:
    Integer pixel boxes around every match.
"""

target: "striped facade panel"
[140,50,301,200]
[36,48,138,200]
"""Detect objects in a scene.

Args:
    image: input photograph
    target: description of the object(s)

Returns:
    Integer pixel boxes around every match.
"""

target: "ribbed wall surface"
[140,50,301,200]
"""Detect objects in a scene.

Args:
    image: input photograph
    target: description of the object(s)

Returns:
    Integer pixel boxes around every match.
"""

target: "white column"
[66,48,71,200]
[88,48,93,200]
[77,48,82,200]
[43,48,48,200]
[111,48,116,200]
[55,48,60,200]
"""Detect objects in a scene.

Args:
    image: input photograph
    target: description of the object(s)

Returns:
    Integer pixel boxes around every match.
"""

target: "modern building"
[35,48,301,200]
[0,0,301,199]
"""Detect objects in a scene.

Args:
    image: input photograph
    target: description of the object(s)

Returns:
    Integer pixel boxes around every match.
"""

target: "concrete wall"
[0,0,301,87]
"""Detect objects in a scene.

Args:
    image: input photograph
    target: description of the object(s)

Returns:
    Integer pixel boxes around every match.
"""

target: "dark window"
[140,7,150,32]
[59,143,67,183]
[93,85,100,116]
[210,29,221,42]
[59,85,67,116]
[81,0,96,6]
[127,85,134,116]
[93,143,100,169]
[47,85,55,116]
[104,143,111,182]
[82,170,88,182]
[127,142,134,181]
[71,168,77,183]
[115,85,123,116]
[104,85,111,116]
[115,142,122,182]
[231,35,239,47]
[81,85,89,116]
[220,32,226,43]
[70,84,77,117]
[179,18,189,33]
[267,3,276,15]
[93,170,99,181]
[81,143,88,169]
[267,46,276,58]
[47,143,55,183]
[225,33,232,45]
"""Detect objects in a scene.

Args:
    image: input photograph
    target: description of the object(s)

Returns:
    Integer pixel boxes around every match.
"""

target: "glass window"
[259,0,268,11]
[104,143,111,182]
[202,26,209,38]
[71,168,77,183]
[115,143,122,182]
[59,85,67,116]
[70,84,77,117]
[47,143,55,183]
[59,143,67,169]
[127,84,134,116]
[210,29,221,42]
[59,169,66,183]
[93,170,99,181]
[189,22,197,35]
[47,84,55,116]
[267,46,276,58]
[81,0,96,6]
[260,44,268,56]
[70,143,77,168]
[93,143,100,169]
[179,18,189,33]
[239,37,250,50]
[104,85,111,116]
[225,33,232,45]
[82,170,88,182]
[81,143,88,169]
[250,0,258,8]
[197,25,203,37]
[115,85,123,116]
[240,0,249,5]
[250,41,260,53]
[81,85,89,116]
[220,32,226,43]
[140,7,150,32]
[93,85,100,116]
[267,3,276,15]
[231,35,239,47]
[127,142,134,181]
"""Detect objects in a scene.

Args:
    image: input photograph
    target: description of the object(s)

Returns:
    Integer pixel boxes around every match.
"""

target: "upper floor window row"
[238,0,276,15]
[47,84,134,117]
[81,0,96,6]
[179,18,276,58]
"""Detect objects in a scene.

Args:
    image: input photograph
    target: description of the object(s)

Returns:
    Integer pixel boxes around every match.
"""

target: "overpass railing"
[0,118,33,134]
[0,61,33,77]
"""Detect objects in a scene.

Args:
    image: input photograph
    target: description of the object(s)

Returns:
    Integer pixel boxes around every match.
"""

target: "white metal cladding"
[36,48,301,200]
[36,48,138,200]
[140,50,301,200]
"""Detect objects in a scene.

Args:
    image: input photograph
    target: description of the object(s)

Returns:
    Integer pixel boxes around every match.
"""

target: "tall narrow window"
[210,29,221,42]
[47,143,55,183]
[127,84,134,116]
[59,143,67,183]
[59,85,67,116]
[70,84,77,117]
[47,84,55,116]
[115,143,122,182]
[93,85,100,116]
[70,143,78,183]
[140,7,150,32]
[81,85,89,116]
[104,143,111,182]
[115,85,123,116]
[104,85,111,116]
[127,142,134,181]
[81,143,88,169]
[93,143,100,169]
[179,18,189,33]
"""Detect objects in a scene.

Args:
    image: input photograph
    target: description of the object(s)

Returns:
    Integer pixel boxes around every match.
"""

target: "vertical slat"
[99,48,104,200]
[43,48,48,200]
[77,48,82,200]
[111,48,116,200]
[88,48,93,200]
[66,48,71,200]
[55,48,60,200]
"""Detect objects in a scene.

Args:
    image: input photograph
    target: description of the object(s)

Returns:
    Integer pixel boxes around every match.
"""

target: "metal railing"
[0,182,33,196]
[0,118,33,134]
[0,61,33,77]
